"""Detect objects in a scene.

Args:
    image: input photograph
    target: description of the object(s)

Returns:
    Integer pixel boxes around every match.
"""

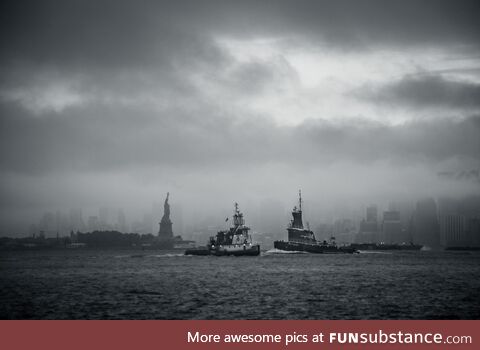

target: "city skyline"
[20,192,480,249]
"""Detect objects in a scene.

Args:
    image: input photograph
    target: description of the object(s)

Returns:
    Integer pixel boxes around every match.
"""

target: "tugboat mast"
[299,189,302,212]
[235,202,239,215]
[233,202,244,227]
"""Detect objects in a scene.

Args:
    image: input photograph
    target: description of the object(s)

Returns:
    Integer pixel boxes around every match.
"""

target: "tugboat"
[274,191,357,254]
[185,203,260,256]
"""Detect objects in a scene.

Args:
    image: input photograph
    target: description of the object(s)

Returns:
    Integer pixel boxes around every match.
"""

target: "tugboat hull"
[185,244,260,256]
[212,244,261,256]
[274,240,356,254]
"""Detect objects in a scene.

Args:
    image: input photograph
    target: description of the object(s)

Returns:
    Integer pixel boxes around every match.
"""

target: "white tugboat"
[185,203,260,256]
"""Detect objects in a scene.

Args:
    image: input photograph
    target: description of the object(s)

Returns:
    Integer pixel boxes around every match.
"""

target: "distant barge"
[348,243,422,251]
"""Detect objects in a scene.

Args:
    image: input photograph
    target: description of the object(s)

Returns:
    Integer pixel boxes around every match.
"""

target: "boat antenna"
[299,189,302,212]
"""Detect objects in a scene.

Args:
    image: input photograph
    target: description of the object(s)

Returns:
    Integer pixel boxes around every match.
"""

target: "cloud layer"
[1,0,480,234]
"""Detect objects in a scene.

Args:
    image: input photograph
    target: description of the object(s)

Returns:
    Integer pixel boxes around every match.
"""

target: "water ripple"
[1,249,479,319]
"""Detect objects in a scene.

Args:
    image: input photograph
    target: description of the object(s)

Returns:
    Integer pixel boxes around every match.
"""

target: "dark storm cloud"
[1,0,479,69]
[246,0,480,50]
[1,0,479,173]
[1,0,479,112]
[0,0,229,69]
[358,75,480,109]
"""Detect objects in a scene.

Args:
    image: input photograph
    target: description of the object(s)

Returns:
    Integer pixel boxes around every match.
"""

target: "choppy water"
[1,249,479,319]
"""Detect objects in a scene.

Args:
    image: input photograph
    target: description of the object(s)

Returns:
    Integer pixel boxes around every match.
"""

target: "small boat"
[274,190,357,254]
[185,203,260,256]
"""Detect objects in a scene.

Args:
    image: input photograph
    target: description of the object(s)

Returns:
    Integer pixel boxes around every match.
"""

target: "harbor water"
[1,249,479,319]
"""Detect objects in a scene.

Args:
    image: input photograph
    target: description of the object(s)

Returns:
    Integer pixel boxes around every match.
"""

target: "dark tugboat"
[274,191,357,254]
[185,203,260,256]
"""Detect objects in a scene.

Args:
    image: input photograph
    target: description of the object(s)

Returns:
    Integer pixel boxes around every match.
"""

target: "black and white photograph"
[1,0,480,320]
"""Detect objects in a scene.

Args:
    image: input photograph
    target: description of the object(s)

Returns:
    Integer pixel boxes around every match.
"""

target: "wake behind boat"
[274,191,357,254]
[185,203,260,256]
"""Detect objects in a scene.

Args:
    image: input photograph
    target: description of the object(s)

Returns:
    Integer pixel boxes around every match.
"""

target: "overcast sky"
[1,0,480,235]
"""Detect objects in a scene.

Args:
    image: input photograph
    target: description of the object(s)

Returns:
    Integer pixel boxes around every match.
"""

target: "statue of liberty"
[158,192,173,239]
[163,192,170,219]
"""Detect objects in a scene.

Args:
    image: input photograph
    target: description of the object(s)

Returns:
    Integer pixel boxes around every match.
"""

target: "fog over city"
[1,0,479,236]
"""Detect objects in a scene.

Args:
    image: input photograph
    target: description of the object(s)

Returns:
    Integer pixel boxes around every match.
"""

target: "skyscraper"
[88,216,100,232]
[444,214,468,247]
[69,208,85,232]
[99,207,110,230]
[413,198,440,247]
[117,209,127,233]
[382,211,404,243]
[366,205,377,222]
[388,201,415,235]
[357,205,379,243]
[438,196,480,248]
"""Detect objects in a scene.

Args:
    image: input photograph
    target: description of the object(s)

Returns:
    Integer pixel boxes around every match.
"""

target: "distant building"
[438,197,458,246]
[130,220,144,234]
[388,201,415,235]
[444,214,468,247]
[382,211,404,243]
[253,199,285,242]
[332,219,356,244]
[117,209,127,233]
[438,196,480,247]
[171,203,184,236]
[413,198,440,248]
[99,207,111,230]
[366,205,377,222]
[39,212,56,237]
[88,216,100,232]
[69,208,85,232]
[357,205,379,243]
[467,217,480,247]
[55,211,70,236]
[152,202,162,233]
[142,213,153,235]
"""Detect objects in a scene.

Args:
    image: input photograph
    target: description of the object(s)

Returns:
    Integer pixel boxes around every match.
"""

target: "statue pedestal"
[158,220,173,240]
